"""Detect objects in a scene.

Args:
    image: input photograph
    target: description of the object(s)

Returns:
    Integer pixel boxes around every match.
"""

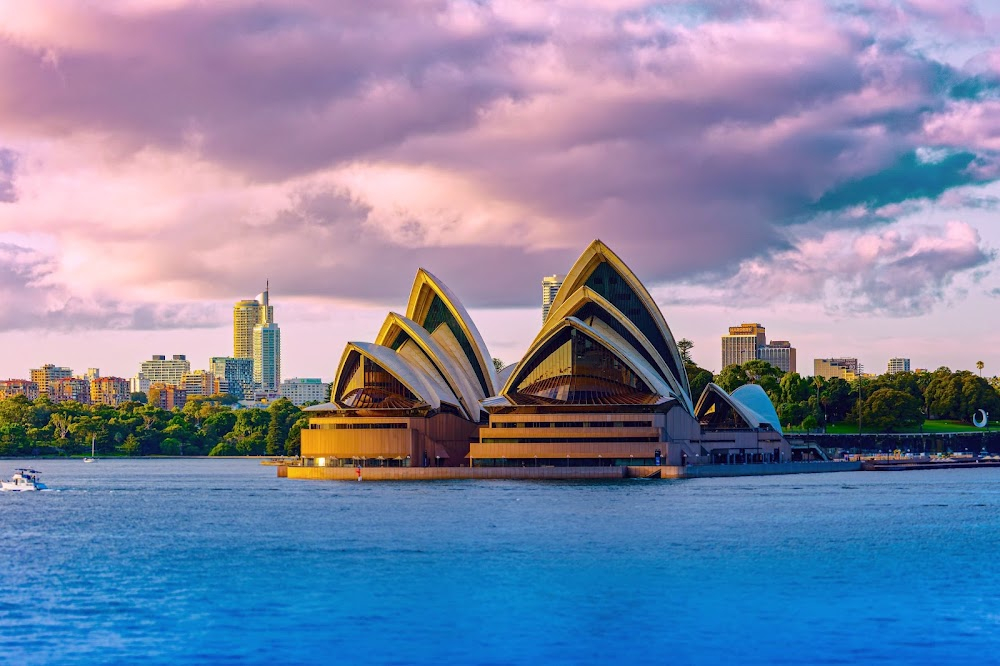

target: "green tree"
[0,395,38,428]
[121,433,141,456]
[203,411,237,443]
[715,364,749,393]
[976,360,985,376]
[862,388,924,432]
[0,423,29,456]
[130,391,148,404]
[493,357,506,372]
[284,413,311,456]
[677,338,694,365]
[69,415,106,456]
[686,366,714,404]
[160,437,182,456]
[821,377,853,422]
[265,398,300,456]
[779,372,810,404]
[924,371,979,420]
[224,408,270,455]
[49,412,74,444]
[778,402,807,428]
[208,441,238,456]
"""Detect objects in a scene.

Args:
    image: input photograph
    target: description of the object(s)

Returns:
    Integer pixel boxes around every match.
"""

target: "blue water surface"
[1,459,998,665]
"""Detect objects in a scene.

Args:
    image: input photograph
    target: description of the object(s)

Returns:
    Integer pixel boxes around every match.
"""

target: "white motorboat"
[1,468,47,492]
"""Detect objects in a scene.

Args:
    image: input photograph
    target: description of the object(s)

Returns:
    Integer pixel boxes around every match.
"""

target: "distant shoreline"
[0,455,279,460]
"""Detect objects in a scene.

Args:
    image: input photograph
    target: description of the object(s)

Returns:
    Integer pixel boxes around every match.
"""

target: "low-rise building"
[209,357,255,399]
[139,355,191,387]
[90,377,131,406]
[279,378,329,405]
[51,377,91,404]
[30,364,73,398]
[180,370,216,397]
[130,374,151,395]
[148,383,187,410]
[0,379,40,401]
[814,358,859,380]
[887,358,911,374]
[757,341,797,374]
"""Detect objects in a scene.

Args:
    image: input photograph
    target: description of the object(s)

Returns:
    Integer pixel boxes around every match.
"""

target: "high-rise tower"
[233,299,261,359]
[541,274,565,323]
[234,283,281,393]
[253,322,281,392]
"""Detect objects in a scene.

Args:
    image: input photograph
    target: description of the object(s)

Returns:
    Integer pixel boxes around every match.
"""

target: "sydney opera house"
[302,241,789,469]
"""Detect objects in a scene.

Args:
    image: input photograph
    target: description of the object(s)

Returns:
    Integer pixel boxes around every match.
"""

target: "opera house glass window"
[340,355,420,409]
[513,329,654,405]
[584,261,684,384]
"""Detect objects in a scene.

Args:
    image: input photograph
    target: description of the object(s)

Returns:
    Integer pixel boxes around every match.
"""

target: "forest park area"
[0,394,309,458]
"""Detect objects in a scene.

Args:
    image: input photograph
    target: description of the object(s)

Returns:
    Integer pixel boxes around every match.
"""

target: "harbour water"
[2,459,998,665]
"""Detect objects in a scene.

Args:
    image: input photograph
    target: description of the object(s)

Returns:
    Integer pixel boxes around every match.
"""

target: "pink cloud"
[676,220,994,316]
[923,100,1000,152]
[0,0,997,334]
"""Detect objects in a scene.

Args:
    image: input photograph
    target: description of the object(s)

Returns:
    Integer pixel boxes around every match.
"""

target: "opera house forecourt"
[293,240,797,479]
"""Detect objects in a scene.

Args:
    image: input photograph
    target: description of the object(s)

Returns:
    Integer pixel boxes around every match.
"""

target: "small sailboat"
[83,434,97,463]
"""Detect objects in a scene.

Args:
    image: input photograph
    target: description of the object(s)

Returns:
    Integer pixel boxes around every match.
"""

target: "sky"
[1,0,999,382]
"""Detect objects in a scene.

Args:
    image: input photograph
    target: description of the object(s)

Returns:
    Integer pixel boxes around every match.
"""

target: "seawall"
[281,461,862,481]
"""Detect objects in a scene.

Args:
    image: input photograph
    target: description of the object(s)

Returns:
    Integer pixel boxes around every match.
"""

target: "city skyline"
[0,281,990,383]
[1,1,999,381]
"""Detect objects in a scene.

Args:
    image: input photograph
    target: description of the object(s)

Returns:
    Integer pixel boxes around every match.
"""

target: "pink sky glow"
[1,0,999,382]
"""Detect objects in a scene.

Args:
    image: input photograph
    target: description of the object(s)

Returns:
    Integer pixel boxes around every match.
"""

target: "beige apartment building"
[90,377,131,406]
[814,358,859,380]
[30,364,73,398]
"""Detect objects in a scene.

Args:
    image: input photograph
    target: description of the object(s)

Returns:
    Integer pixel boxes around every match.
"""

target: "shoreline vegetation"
[0,394,309,459]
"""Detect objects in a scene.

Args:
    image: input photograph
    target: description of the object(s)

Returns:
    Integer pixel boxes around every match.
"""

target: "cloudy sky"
[1,0,999,382]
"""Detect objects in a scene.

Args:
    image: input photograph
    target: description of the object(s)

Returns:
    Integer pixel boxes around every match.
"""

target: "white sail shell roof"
[375,312,486,420]
[334,341,462,412]
[731,384,783,435]
[546,240,691,401]
[404,268,498,397]
[503,316,676,402]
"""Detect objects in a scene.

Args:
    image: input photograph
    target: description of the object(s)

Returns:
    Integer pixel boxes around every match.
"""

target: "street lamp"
[857,364,864,437]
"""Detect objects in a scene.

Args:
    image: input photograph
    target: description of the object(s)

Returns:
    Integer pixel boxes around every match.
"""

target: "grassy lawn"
[817,420,994,434]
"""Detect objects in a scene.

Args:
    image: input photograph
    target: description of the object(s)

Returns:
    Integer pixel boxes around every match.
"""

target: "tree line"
[5,348,997,457]
[0,394,310,458]
[696,354,1000,432]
